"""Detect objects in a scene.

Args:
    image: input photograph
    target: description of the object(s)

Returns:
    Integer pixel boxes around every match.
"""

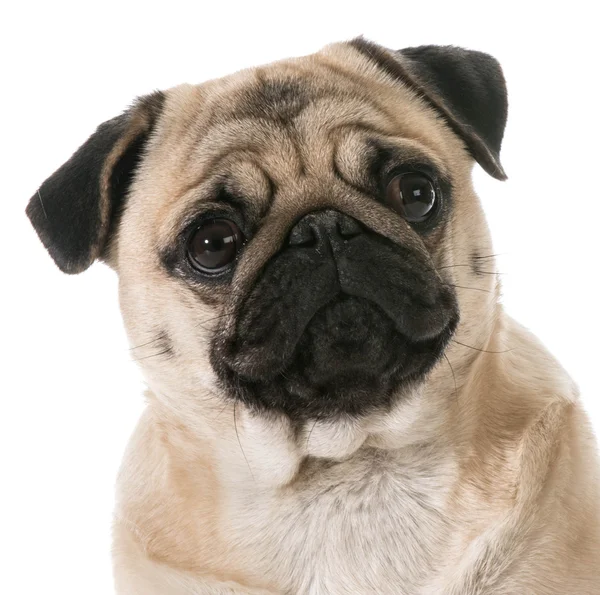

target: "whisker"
[305,418,319,452]
[452,339,514,354]
[424,263,501,277]
[129,337,163,351]
[131,348,173,362]
[471,253,505,260]
[197,313,230,329]
[199,312,229,324]
[212,402,230,422]
[436,264,502,275]
[443,353,458,400]
[445,284,493,294]
[233,402,255,482]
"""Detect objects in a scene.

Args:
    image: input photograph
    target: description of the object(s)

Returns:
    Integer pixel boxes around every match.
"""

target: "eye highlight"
[385,172,437,223]
[186,218,244,274]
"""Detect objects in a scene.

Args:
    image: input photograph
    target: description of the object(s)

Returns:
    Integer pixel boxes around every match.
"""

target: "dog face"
[27,40,507,432]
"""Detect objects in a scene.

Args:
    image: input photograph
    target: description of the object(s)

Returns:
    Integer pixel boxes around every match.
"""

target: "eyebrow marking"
[332,132,444,202]
[177,146,264,202]
[234,76,312,125]
[172,158,277,241]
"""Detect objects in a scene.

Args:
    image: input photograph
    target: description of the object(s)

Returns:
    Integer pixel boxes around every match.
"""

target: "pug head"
[27,39,506,434]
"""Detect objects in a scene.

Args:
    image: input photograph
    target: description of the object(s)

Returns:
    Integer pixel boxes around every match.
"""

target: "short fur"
[27,39,600,594]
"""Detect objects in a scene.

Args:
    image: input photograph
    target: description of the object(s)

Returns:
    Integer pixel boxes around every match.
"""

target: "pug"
[27,38,600,594]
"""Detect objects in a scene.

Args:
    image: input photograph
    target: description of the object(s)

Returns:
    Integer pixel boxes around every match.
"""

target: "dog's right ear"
[348,38,508,180]
[26,91,165,274]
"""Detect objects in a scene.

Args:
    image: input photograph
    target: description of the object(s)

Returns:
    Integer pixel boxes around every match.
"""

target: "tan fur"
[108,42,600,593]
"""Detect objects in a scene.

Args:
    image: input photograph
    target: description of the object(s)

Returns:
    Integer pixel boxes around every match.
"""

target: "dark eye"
[385,172,437,223]
[187,218,244,273]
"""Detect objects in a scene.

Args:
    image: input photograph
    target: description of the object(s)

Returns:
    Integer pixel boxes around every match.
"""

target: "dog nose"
[288,210,363,248]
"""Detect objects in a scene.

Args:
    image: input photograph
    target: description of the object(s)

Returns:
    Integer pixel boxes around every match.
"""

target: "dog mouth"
[213,291,457,419]
[210,210,459,419]
[272,294,456,416]
[295,295,401,386]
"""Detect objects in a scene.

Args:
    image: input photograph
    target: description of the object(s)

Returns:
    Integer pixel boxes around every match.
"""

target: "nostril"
[288,210,363,247]
[337,216,363,239]
[288,221,316,247]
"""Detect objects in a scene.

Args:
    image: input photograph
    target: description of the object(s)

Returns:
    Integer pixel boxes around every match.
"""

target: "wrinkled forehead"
[132,44,462,238]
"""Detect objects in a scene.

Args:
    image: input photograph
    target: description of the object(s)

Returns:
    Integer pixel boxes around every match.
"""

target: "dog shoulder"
[113,398,277,590]
[464,312,600,589]
[112,521,279,595]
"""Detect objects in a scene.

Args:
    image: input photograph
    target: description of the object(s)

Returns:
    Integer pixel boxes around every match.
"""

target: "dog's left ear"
[349,39,508,180]
[26,91,165,274]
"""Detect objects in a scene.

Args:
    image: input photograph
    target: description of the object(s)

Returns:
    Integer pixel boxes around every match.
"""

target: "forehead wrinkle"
[159,147,282,242]
[313,50,459,161]
[175,146,264,206]
[306,54,403,123]
[183,64,405,184]
[152,164,272,257]
[286,101,395,181]
[223,160,275,220]
[169,53,454,215]
[175,153,276,219]
[196,59,395,157]
[336,125,451,176]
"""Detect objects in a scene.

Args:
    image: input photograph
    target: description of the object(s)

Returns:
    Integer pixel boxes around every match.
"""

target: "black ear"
[349,38,508,180]
[26,91,165,274]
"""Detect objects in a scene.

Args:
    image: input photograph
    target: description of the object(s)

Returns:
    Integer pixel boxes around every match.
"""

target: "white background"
[1,2,598,593]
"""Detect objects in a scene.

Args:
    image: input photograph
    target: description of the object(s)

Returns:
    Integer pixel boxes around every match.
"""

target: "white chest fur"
[221,446,457,595]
